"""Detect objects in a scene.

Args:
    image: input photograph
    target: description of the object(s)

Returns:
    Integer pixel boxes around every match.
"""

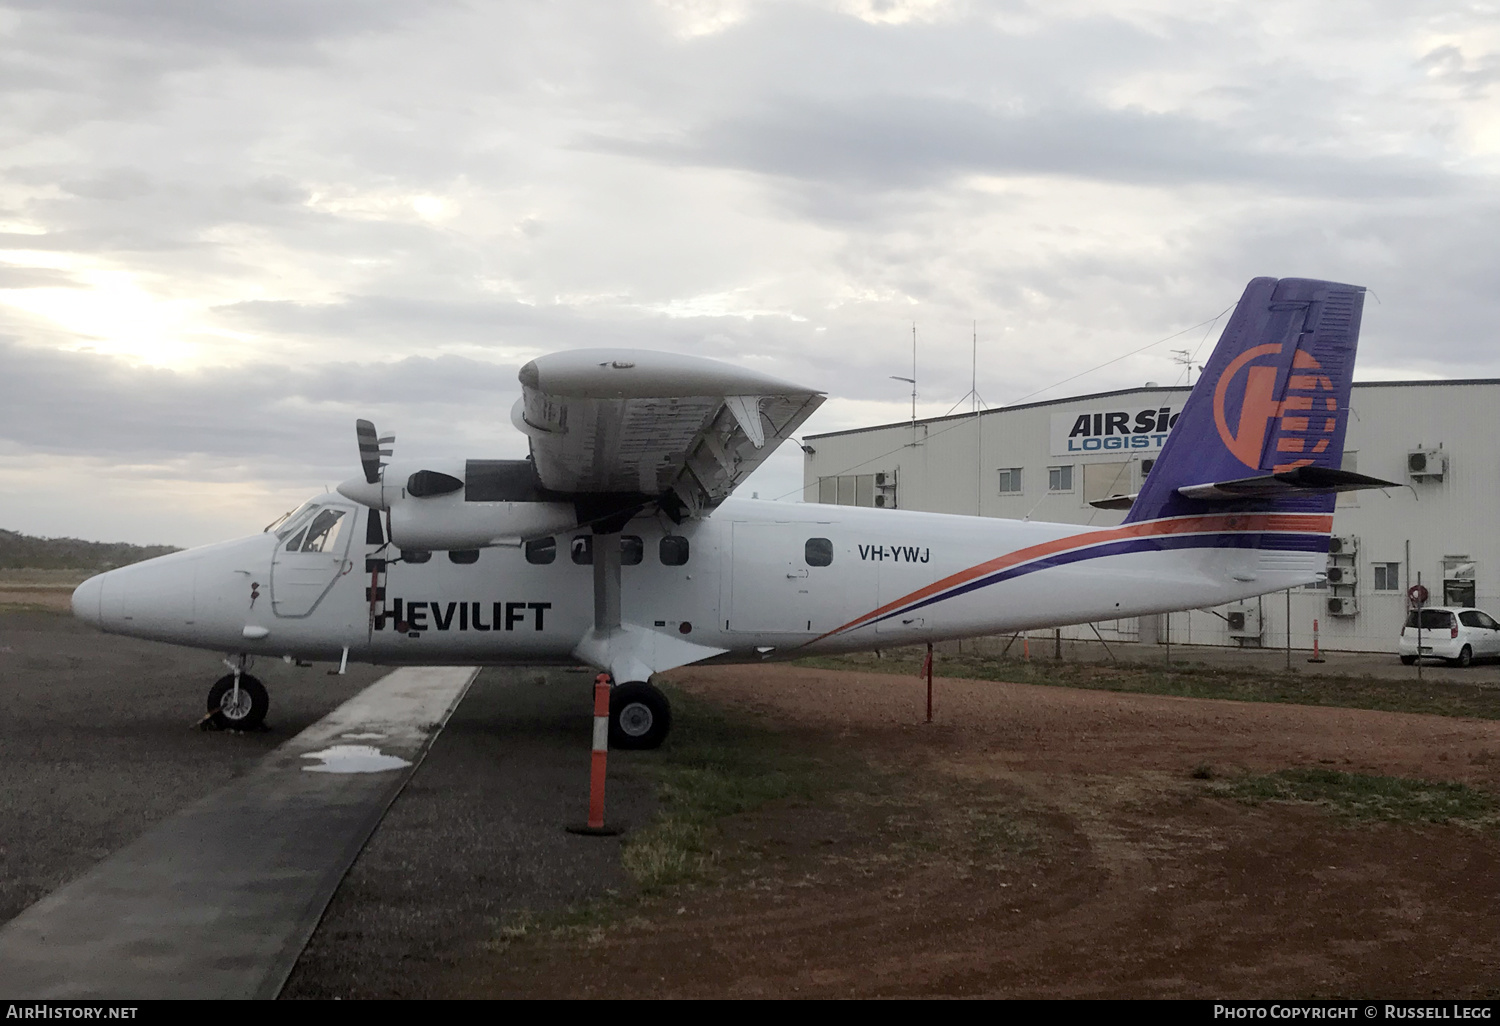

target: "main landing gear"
[204,655,269,731]
[609,680,671,750]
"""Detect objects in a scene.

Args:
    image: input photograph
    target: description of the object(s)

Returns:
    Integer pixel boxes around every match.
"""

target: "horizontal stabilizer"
[1176,465,1399,502]
[1088,493,1138,510]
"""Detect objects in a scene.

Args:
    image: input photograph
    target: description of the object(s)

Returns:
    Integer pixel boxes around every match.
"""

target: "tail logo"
[1213,343,1283,469]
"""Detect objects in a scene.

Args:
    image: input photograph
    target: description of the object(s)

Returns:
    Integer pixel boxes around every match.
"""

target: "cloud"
[597,94,1454,198]
[0,0,1497,544]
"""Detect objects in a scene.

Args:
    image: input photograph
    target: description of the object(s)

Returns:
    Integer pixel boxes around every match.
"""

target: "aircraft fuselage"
[72,495,1323,667]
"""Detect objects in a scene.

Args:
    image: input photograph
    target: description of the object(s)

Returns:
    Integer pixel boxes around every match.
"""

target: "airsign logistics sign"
[1049,406,1181,457]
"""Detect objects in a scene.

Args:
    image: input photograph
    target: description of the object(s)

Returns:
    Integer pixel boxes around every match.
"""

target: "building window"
[1337,451,1359,507]
[525,537,556,564]
[1443,556,1476,607]
[1083,461,1132,506]
[660,536,690,566]
[1372,562,1401,592]
[817,474,882,507]
[805,537,833,567]
[1048,466,1073,492]
[997,468,1022,494]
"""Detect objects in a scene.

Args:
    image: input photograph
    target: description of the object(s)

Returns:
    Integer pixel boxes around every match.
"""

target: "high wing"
[512,349,825,518]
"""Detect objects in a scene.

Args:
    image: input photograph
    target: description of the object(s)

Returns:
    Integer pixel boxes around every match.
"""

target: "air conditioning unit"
[1408,449,1447,479]
[1327,596,1358,617]
[1226,604,1262,638]
[874,494,889,508]
[1327,535,1358,555]
[1325,565,1357,586]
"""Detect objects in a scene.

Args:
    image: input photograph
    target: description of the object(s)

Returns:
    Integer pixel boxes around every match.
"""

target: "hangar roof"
[804,378,1500,441]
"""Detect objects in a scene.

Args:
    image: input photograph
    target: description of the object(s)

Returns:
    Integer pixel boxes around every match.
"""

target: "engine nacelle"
[339,457,647,550]
[388,496,579,550]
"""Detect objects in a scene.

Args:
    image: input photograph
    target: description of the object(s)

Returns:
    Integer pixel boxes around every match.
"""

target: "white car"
[1398,606,1500,666]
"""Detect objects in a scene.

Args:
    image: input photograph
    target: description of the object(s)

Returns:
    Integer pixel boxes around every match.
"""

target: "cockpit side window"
[300,509,347,553]
[284,528,308,552]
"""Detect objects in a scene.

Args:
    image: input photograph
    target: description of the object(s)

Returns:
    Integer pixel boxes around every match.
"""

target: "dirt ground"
[459,664,1500,999]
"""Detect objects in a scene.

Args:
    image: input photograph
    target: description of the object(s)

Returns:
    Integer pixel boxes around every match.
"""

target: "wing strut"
[593,529,622,633]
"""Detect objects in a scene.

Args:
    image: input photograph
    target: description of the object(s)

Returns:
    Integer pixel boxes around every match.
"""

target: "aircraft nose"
[71,572,105,626]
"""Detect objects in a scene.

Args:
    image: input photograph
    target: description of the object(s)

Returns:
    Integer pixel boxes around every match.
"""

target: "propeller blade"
[356,419,383,484]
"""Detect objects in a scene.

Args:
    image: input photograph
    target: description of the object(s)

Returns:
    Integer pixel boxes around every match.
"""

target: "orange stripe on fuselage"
[820,512,1333,639]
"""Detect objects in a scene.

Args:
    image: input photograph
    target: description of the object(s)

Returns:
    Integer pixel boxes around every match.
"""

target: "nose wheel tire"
[608,681,671,750]
[206,674,269,730]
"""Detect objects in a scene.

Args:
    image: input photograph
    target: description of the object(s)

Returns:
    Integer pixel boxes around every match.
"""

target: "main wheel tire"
[206,673,269,730]
[1454,646,1474,668]
[609,681,671,750]
[1399,655,1418,666]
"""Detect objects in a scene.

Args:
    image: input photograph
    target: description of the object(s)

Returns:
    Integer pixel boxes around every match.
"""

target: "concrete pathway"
[0,666,478,1000]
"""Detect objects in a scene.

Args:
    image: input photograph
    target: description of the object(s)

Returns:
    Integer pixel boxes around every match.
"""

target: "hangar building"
[802,380,1497,654]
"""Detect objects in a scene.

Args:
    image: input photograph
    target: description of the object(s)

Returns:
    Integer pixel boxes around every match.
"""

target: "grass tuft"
[1211,768,1499,826]
[619,687,833,893]
[797,649,1500,721]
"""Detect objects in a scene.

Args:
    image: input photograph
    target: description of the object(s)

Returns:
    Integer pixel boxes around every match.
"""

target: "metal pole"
[910,323,918,439]
[925,641,933,724]
[1164,612,1171,665]
[1285,588,1292,671]
[1055,627,1062,660]
[1416,570,1423,683]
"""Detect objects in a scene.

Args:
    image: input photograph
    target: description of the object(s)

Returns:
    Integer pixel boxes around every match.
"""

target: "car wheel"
[1452,645,1473,668]
[1399,655,1417,666]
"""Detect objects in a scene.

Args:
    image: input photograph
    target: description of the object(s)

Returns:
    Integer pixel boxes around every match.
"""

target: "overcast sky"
[2,0,1497,545]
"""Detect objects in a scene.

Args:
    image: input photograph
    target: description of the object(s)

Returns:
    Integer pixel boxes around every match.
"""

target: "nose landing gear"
[202,655,270,731]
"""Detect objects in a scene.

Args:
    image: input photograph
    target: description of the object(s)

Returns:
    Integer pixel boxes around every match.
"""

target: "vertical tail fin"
[1124,277,1366,524]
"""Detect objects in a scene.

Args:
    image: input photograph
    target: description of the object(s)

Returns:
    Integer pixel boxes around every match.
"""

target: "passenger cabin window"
[299,509,346,553]
[449,549,479,564]
[660,536,690,566]
[570,535,644,565]
[401,549,432,564]
[525,537,556,565]
[805,537,833,567]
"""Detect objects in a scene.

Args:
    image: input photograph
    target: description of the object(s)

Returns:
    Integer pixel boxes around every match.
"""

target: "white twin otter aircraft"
[72,277,1395,748]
